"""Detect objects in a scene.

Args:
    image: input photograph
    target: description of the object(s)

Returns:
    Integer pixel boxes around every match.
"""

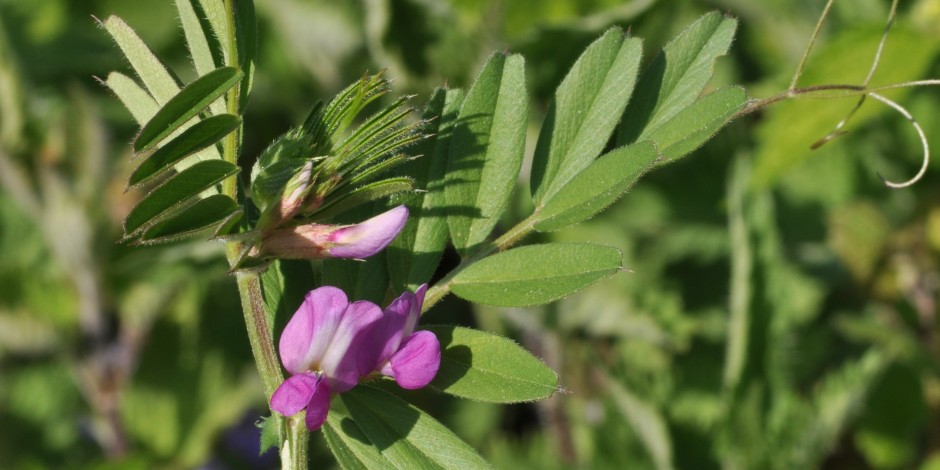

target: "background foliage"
[2,0,940,468]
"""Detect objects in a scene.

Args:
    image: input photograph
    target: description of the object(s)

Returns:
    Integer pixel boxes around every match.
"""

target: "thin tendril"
[868,92,930,189]
[790,0,836,90]
[811,0,899,149]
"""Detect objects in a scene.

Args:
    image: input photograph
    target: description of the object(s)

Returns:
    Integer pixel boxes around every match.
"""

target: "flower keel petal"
[384,331,441,390]
[270,373,323,417]
[303,378,332,431]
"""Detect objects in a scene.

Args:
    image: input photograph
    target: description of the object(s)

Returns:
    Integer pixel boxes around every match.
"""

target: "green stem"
[423,212,540,312]
[220,2,306,469]
[280,416,310,468]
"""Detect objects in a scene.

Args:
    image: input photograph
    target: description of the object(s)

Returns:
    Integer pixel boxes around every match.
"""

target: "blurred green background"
[3,0,940,468]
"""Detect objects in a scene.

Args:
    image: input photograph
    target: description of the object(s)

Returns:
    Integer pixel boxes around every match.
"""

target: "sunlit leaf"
[445,53,527,255]
[427,326,558,403]
[176,0,225,115]
[534,141,658,232]
[104,72,159,125]
[451,243,623,306]
[531,27,643,204]
[134,66,242,153]
[389,87,465,291]
[103,15,181,104]
[176,0,218,76]
[324,409,404,470]
[645,86,746,162]
[618,11,737,145]
[337,385,492,469]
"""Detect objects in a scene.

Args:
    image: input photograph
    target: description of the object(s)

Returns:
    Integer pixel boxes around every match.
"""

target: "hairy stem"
[220,1,305,469]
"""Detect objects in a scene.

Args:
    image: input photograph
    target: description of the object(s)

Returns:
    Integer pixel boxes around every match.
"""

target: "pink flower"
[269,284,440,431]
[259,205,408,260]
[270,287,382,430]
[359,284,440,389]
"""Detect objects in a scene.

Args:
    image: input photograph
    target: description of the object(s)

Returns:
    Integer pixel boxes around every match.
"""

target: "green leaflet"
[534,141,658,232]
[531,27,643,204]
[104,72,159,125]
[645,86,746,162]
[176,0,225,116]
[134,67,242,153]
[427,326,558,403]
[232,0,257,112]
[324,410,407,470]
[176,0,218,77]
[388,87,465,291]
[197,0,230,62]
[450,243,623,307]
[445,53,528,256]
[103,15,181,104]
[337,385,492,469]
[138,194,241,244]
[123,160,240,237]
[618,11,737,145]
[128,114,240,188]
[312,177,415,221]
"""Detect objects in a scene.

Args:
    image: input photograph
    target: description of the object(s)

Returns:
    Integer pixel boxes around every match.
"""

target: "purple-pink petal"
[358,291,413,375]
[318,300,383,393]
[278,287,350,375]
[382,331,441,390]
[270,372,324,417]
[327,205,408,258]
[401,284,427,338]
[303,378,332,431]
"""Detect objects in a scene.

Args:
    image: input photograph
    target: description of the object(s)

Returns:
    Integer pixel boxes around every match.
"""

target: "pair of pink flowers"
[270,284,438,430]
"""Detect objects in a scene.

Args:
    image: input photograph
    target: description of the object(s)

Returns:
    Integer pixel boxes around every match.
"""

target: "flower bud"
[259,205,408,260]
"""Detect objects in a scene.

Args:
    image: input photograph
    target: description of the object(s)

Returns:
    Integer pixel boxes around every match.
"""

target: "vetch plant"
[96,0,939,468]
